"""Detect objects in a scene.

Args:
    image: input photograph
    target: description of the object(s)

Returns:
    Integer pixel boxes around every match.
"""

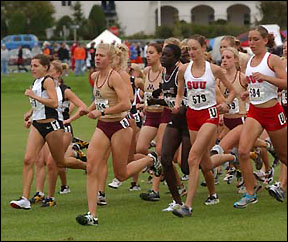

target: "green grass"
[1,72,287,241]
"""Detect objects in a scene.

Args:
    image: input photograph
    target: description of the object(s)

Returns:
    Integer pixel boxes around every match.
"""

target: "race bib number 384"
[95,99,109,112]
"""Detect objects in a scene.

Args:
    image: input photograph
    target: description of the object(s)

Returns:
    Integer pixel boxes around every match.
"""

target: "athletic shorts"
[247,103,287,131]
[143,111,162,128]
[168,106,189,137]
[160,108,172,124]
[224,116,246,130]
[186,106,219,131]
[32,119,64,138]
[97,117,131,140]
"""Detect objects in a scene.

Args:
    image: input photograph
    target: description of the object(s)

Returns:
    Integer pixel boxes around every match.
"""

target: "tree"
[1,1,55,39]
[257,1,287,29]
[8,11,27,34]
[87,5,107,39]
[55,15,74,40]
[71,1,87,40]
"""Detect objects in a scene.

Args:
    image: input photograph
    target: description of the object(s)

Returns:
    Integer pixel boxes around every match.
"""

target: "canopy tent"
[86,30,122,48]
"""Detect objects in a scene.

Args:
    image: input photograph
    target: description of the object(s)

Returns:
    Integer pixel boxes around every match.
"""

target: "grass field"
[1,72,287,241]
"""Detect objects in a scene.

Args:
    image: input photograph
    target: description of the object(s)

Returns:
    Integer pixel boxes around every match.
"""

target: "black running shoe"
[72,137,89,149]
[41,197,56,207]
[140,190,160,201]
[76,212,98,226]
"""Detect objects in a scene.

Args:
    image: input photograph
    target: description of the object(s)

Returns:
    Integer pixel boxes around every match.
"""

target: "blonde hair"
[164,37,181,47]
[96,43,117,62]
[113,43,129,70]
[130,63,144,79]
[51,60,69,75]
[222,47,241,71]
[180,39,189,49]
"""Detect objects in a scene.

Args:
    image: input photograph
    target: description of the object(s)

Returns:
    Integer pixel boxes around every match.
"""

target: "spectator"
[42,41,51,56]
[58,42,70,76]
[87,42,96,69]
[129,43,138,63]
[17,45,28,72]
[74,43,86,76]
[1,44,9,75]
[70,42,78,71]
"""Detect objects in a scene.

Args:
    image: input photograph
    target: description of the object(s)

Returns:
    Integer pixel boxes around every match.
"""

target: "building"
[50,1,261,36]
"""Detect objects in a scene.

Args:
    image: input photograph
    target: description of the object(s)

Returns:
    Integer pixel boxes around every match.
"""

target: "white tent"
[86,30,121,48]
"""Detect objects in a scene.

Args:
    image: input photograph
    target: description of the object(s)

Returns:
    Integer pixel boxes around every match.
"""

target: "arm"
[252,54,287,90]
[67,101,95,123]
[174,64,187,112]
[25,77,58,109]
[24,108,33,121]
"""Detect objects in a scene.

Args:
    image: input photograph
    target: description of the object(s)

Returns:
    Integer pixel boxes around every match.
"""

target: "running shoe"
[76,212,98,226]
[30,192,45,204]
[253,170,266,182]
[59,185,71,194]
[233,193,258,208]
[129,183,141,191]
[200,180,207,187]
[267,183,285,202]
[230,148,239,165]
[73,144,87,162]
[223,167,236,184]
[162,200,183,212]
[41,197,56,207]
[140,190,160,201]
[237,185,247,194]
[108,178,122,189]
[264,167,274,185]
[253,148,263,170]
[204,194,220,205]
[97,191,107,206]
[10,196,31,210]
[181,174,189,181]
[72,137,89,149]
[149,140,156,149]
[172,205,192,217]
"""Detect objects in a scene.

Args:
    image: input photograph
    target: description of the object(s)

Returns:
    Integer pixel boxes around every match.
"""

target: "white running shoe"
[108,178,122,189]
[10,196,31,210]
[162,200,182,212]
[181,174,189,181]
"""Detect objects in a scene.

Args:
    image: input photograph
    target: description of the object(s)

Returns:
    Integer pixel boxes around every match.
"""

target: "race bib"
[249,84,264,102]
[133,112,141,123]
[187,90,211,109]
[281,90,287,105]
[120,117,130,129]
[50,120,61,131]
[144,92,153,106]
[208,106,218,119]
[228,98,240,114]
[95,99,109,112]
